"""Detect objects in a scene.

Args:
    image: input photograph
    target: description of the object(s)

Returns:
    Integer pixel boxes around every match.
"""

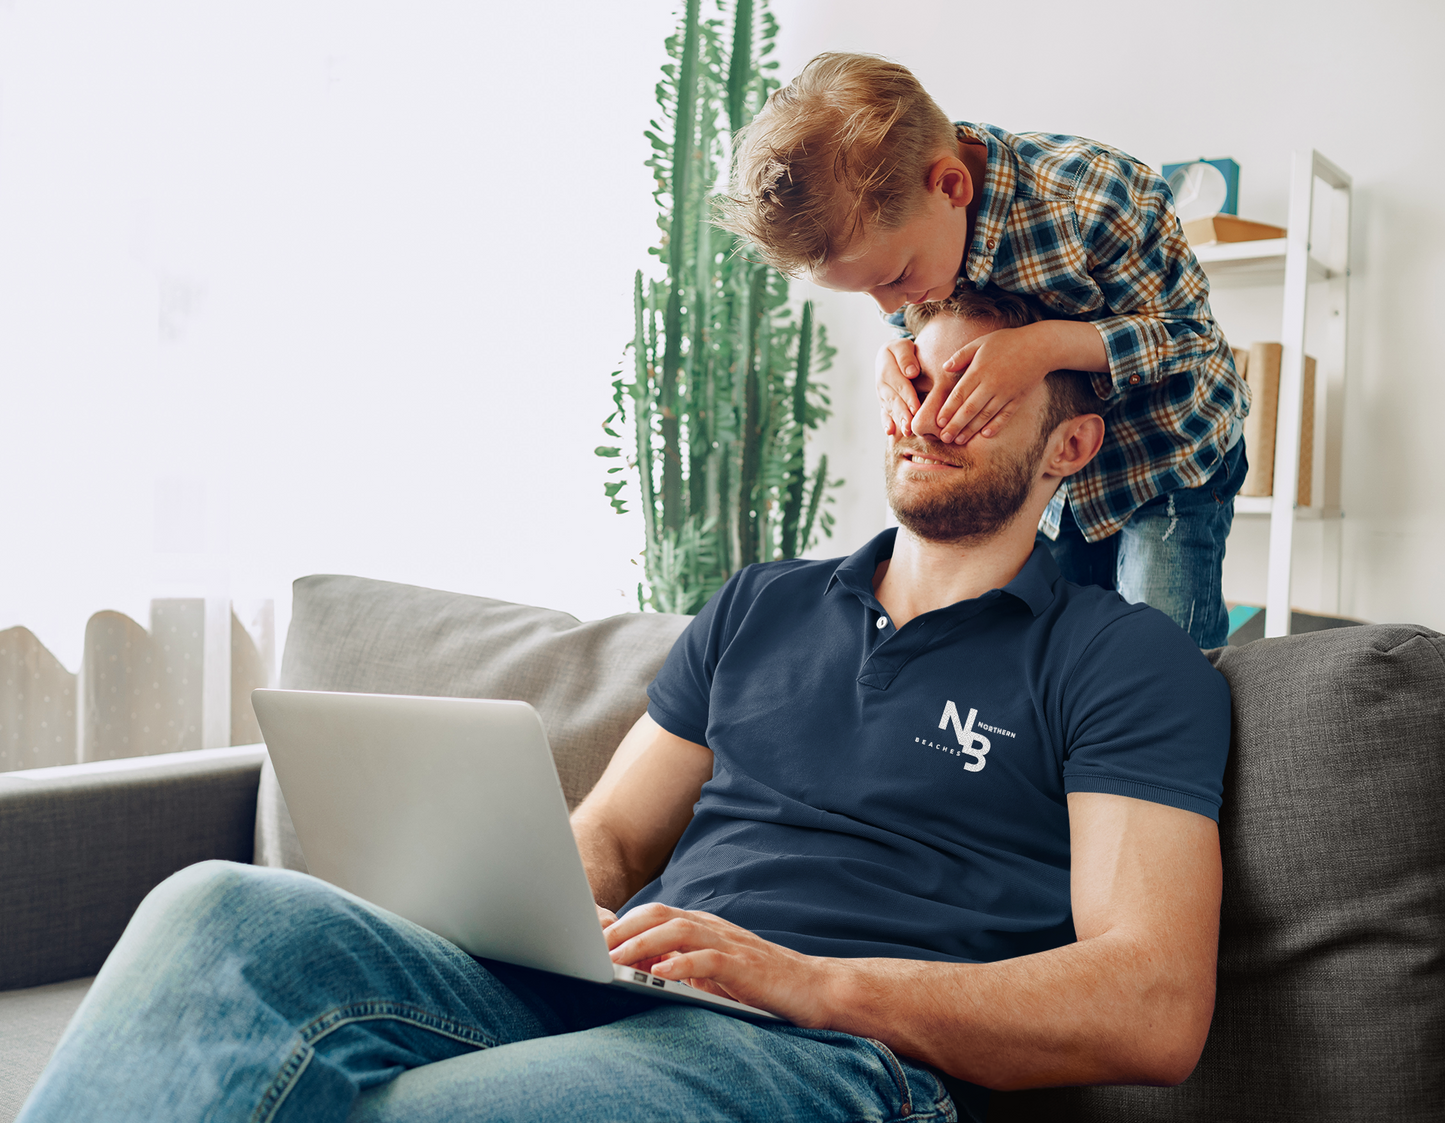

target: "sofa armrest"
[0,746,265,990]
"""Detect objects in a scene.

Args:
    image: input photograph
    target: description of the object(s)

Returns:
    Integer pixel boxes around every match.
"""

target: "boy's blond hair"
[714,52,957,274]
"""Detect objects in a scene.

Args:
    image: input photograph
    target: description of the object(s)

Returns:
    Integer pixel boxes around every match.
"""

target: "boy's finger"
[880,385,918,435]
[878,371,921,415]
[945,396,1007,445]
[888,339,922,379]
[888,348,921,381]
[894,379,922,415]
[933,374,982,437]
[978,403,1017,439]
[941,340,981,375]
[939,388,997,444]
[882,396,908,437]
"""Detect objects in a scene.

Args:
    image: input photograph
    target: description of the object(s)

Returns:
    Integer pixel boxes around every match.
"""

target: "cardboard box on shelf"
[1184,214,1286,246]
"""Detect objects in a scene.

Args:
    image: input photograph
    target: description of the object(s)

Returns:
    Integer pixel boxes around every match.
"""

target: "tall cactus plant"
[598,0,841,615]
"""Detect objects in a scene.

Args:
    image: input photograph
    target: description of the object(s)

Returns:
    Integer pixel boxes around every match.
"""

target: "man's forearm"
[820,925,1215,1090]
[607,795,1222,1092]
[822,795,1222,1090]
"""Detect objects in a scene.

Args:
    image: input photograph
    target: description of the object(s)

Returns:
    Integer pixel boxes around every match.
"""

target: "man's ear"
[927,156,973,210]
[1043,414,1105,480]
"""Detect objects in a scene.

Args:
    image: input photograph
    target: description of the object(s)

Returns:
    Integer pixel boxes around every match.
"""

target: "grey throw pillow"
[254,575,689,870]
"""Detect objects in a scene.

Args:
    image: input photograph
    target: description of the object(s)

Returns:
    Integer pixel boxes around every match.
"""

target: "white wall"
[3,0,1441,675]
[0,1,675,669]
[775,0,1445,631]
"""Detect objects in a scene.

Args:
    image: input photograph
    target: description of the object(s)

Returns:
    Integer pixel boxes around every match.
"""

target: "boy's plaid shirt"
[889,122,1250,543]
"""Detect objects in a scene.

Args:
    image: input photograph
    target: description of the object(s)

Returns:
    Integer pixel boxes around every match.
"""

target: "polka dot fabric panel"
[0,627,78,770]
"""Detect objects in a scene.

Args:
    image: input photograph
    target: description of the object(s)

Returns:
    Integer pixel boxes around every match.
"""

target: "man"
[19,290,1230,1123]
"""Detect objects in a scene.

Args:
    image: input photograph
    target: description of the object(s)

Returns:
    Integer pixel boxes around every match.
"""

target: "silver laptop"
[250,688,781,1023]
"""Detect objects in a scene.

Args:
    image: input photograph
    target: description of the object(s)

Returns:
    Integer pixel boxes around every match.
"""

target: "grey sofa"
[3,574,1443,1121]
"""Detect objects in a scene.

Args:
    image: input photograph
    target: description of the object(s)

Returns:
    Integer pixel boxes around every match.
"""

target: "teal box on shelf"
[1162,158,1240,216]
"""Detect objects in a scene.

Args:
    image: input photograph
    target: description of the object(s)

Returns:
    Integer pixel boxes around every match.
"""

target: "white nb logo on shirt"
[939,701,991,773]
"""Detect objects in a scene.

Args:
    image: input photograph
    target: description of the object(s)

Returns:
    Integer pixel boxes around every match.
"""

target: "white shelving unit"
[1193,150,1352,638]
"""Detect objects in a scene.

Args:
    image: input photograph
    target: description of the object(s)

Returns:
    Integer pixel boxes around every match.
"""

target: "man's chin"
[885,465,1034,545]
[892,505,1000,545]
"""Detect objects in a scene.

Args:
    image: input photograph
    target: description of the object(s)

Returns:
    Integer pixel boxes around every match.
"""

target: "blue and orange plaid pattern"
[889,121,1249,543]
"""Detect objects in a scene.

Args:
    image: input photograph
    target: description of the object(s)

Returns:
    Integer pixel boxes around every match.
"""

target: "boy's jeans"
[18,862,970,1123]
[1041,438,1248,649]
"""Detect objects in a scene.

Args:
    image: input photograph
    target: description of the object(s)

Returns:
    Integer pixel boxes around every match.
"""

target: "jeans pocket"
[860,1037,958,1122]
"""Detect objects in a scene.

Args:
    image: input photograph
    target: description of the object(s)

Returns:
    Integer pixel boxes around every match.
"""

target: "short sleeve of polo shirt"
[646,566,755,748]
[1057,604,1231,820]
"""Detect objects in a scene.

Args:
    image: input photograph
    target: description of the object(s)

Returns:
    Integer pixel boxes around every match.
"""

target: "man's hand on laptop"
[594,903,619,929]
[603,902,832,1027]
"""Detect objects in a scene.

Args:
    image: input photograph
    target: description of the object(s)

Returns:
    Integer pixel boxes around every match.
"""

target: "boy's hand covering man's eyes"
[933,325,1052,445]
[875,326,1049,446]
[879,317,1108,445]
[875,337,923,437]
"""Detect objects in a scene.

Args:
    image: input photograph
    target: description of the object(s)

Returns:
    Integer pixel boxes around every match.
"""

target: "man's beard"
[885,432,1045,544]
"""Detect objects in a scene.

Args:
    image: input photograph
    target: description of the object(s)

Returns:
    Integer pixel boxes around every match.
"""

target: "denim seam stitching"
[862,1036,914,1118]
[299,1000,502,1050]
[250,1045,313,1123]
[250,1002,501,1123]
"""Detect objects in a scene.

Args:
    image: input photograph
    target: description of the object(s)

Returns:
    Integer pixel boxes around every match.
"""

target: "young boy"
[715,53,1249,648]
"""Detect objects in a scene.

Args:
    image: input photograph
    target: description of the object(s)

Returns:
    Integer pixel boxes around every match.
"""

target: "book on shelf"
[1185,214,1286,247]
[1235,343,1315,506]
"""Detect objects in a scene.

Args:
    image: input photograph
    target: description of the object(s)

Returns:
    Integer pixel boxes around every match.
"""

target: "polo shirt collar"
[952,121,1018,292]
[826,528,1060,619]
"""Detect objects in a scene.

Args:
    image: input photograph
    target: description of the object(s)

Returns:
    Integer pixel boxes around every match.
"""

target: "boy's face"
[809,156,973,314]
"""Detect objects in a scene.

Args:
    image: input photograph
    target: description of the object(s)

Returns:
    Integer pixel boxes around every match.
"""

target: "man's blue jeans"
[18,862,971,1123]
[1040,438,1248,649]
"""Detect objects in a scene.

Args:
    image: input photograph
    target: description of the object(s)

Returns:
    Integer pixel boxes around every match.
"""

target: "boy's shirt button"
[986,239,996,249]
[1128,374,1142,385]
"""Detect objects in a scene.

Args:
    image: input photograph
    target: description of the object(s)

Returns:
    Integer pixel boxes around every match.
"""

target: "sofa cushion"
[256,575,690,868]
[0,976,93,1123]
[989,623,1445,1121]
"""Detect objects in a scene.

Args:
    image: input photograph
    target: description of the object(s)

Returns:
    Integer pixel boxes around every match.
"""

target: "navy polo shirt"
[629,528,1231,965]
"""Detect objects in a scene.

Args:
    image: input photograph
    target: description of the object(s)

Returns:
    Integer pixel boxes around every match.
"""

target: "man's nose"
[910,385,943,438]
[870,291,906,315]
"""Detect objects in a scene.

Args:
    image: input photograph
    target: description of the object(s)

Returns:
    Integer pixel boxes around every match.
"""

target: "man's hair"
[713,53,957,274]
[903,288,1101,437]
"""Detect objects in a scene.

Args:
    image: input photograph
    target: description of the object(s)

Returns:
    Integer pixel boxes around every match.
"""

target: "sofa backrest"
[280,575,690,805]
[255,575,689,869]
